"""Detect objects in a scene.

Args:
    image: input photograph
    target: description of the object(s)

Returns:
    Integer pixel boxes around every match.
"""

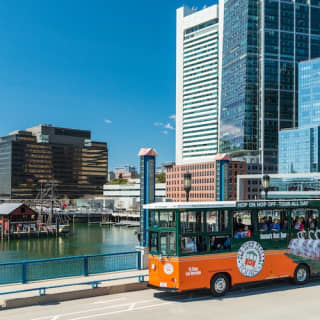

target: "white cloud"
[169,114,176,121]
[104,119,112,124]
[164,123,175,130]
[154,118,175,134]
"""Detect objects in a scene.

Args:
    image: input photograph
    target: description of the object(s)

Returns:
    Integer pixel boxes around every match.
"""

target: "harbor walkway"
[0,269,149,309]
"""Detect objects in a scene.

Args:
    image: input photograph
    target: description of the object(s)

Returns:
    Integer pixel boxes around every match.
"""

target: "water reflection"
[0,224,139,262]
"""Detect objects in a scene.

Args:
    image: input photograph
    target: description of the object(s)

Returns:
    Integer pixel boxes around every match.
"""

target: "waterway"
[0,224,139,262]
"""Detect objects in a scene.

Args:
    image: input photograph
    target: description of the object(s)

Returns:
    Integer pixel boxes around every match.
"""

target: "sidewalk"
[0,269,149,309]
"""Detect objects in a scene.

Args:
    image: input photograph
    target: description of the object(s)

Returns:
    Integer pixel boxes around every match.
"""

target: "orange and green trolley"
[144,199,320,296]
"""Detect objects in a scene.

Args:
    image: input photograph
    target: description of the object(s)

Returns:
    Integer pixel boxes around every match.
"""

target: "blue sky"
[0,0,217,171]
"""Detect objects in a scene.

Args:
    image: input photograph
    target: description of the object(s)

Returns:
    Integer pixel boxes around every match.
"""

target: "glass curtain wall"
[10,140,108,199]
[220,0,320,171]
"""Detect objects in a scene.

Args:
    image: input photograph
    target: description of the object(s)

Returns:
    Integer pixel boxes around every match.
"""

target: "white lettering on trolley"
[260,233,287,240]
[237,200,309,209]
[185,267,201,277]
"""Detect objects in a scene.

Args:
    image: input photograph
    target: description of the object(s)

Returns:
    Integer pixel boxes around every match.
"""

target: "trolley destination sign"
[236,200,310,209]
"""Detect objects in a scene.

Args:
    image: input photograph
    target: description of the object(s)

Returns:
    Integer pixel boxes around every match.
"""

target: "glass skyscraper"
[299,58,320,127]
[220,0,320,172]
[279,126,320,173]
[279,57,320,173]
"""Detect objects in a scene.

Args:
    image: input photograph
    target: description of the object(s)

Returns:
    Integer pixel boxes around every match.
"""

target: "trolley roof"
[144,201,235,210]
[143,199,320,210]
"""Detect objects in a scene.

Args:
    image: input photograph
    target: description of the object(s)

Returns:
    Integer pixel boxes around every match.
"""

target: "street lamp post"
[184,172,192,202]
[262,174,270,200]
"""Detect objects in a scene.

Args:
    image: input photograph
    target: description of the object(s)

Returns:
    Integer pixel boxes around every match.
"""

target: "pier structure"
[0,202,70,240]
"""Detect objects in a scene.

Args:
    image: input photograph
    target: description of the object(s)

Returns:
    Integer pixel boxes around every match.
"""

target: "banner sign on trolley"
[237,200,309,209]
[260,233,288,240]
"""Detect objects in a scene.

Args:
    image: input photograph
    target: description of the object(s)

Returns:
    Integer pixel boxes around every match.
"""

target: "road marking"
[32,316,61,320]
[31,300,155,320]
[68,302,173,320]
[91,297,126,304]
[128,303,136,311]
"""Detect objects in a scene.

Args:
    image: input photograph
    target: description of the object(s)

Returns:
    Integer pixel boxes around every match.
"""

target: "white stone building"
[176,4,223,165]
[101,182,165,211]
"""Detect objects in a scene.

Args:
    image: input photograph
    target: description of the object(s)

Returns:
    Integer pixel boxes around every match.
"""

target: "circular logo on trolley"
[237,241,265,278]
[163,263,174,275]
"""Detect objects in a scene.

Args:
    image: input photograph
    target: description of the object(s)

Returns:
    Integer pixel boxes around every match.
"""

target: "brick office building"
[165,154,246,202]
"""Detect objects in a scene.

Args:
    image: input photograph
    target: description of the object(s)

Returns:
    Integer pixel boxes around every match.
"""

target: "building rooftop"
[300,56,320,65]
[215,153,232,161]
[138,148,158,157]
[0,203,23,215]
[179,4,217,18]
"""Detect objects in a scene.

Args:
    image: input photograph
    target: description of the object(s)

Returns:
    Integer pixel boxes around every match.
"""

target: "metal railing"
[0,251,141,285]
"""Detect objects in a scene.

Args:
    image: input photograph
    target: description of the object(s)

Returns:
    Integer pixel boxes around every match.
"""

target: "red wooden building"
[0,203,38,234]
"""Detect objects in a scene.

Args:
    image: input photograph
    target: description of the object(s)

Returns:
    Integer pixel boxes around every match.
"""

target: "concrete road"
[1,279,320,320]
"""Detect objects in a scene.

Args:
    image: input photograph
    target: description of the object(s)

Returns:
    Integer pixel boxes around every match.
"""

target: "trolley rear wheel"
[210,273,230,297]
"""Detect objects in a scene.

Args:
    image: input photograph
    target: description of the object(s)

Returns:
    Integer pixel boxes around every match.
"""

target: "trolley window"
[258,209,288,232]
[207,210,228,232]
[305,209,319,229]
[291,209,319,231]
[180,236,207,255]
[159,211,176,228]
[160,232,176,256]
[233,210,253,238]
[149,211,159,228]
[209,235,231,251]
[180,210,205,233]
[149,231,159,254]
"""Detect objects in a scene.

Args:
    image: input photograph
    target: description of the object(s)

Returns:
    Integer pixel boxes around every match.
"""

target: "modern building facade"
[279,126,320,173]
[279,58,320,173]
[299,57,320,128]
[237,173,320,200]
[176,4,221,165]
[0,124,108,199]
[102,182,165,211]
[108,171,116,181]
[114,165,138,179]
[268,173,320,199]
[166,154,246,202]
[156,162,174,175]
[219,0,320,172]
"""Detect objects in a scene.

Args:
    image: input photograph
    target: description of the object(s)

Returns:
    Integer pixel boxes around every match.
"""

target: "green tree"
[156,172,166,183]
[108,178,129,185]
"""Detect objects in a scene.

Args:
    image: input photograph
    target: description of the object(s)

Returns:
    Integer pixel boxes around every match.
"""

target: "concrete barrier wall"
[1,281,148,310]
